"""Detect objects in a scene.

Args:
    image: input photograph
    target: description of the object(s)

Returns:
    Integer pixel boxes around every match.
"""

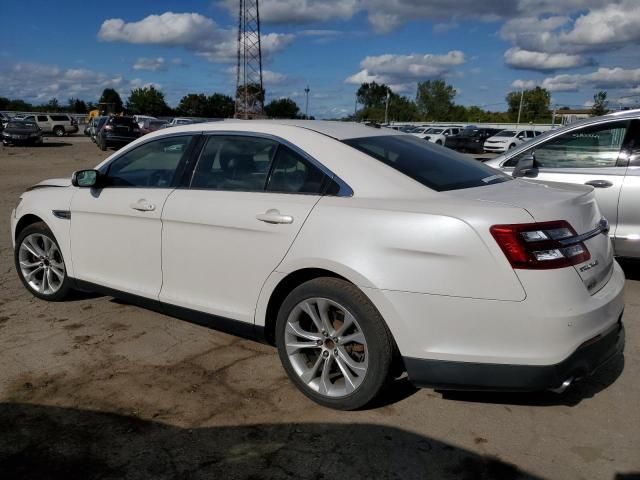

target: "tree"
[265,98,301,118]
[207,93,234,118]
[591,91,608,116]
[68,98,88,114]
[506,86,551,122]
[0,97,10,110]
[177,93,235,117]
[416,80,456,120]
[357,82,391,109]
[126,86,170,116]
[98,88,123,113]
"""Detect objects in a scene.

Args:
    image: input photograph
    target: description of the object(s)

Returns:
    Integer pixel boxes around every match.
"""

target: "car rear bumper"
[403,318,624,391]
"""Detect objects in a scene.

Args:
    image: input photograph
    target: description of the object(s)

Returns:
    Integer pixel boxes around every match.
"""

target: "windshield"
[7,122,38,130]
[495,130,516,137]
[343,135,510,192]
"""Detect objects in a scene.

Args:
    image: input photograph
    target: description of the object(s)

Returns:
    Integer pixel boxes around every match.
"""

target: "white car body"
[485,110,640,259]
[483,129,539,153]
[11,121,625,405]
[408,126,433,138]
[424,127,461,145]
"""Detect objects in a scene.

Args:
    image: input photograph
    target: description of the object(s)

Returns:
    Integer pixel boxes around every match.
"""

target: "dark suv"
[97,116,140,151]
[445,127,501,153]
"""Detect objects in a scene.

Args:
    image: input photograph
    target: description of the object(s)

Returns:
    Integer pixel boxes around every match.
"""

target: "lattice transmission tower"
[235,0,265,119]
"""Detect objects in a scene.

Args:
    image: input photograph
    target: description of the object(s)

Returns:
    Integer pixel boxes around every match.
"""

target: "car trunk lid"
[449,179,614,294]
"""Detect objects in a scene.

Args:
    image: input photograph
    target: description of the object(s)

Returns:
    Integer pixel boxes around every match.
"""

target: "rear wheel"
[99,137,107,151]
[276,278,395,410]
[509,143,516,149]
[15,222,72,301]
[53,126,65,137]
[436,140,442,145]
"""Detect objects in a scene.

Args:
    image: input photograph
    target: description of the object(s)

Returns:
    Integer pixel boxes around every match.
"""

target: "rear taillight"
[490,221,590,269]
[103,125,113,131]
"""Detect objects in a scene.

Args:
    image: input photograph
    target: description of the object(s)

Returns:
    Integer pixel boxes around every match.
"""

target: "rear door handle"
[256,209,294,224]
[130,199,156,211]
[585,180,613,188]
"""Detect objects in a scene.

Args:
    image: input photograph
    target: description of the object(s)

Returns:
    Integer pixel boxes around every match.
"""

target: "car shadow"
[618,258,640,281]
[39,141,73,147]
[439,354,624,407]
[0,402,539,480]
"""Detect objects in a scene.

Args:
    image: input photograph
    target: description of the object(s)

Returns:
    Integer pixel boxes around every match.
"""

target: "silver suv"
[21,113,79,137]
[486,109,640,258]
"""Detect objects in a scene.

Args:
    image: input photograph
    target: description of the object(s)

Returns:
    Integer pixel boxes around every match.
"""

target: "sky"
[2,0,640,118]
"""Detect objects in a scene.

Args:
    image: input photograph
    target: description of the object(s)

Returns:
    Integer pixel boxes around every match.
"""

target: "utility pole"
[354,95,358,119]
[516,89,524,129]
[235,0,264,119]
[384,90,390,124]
[304,85,310,119]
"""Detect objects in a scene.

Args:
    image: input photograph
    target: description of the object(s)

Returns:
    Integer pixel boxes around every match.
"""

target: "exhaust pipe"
[549,377,573,394]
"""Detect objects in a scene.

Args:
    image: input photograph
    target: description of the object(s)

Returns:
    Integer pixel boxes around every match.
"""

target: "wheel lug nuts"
[334,349,338,355]
[322,351,329,358]
[316,340,322,346]
[322,330,328,337]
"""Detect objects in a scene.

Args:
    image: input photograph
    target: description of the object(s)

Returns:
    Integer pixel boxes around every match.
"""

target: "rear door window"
[190,135,278,191]
[50,115,69,121]
[344,135,510,191]
[37,115,48,122]
[266,146,328,194]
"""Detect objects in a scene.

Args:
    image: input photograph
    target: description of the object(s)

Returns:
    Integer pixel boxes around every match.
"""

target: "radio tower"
[235,0,264,118]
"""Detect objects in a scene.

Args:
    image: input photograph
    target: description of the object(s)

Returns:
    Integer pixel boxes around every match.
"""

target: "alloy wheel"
[18,233,66,295]
[284,297,368,397]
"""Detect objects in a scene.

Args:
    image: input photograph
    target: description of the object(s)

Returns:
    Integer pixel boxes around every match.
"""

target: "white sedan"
[11,121,625,410]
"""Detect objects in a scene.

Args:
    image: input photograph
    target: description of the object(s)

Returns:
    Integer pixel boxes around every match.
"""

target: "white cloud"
[511,79,538,90]
[133,57,166,71]
[504,47,592,71]
[262,70,288,85]
[0,62,129,102]
[98,12,294,63]
[539,67,640,92]
[346,51,465,92]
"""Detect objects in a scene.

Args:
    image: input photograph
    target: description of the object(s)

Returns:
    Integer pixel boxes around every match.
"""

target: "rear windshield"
[343,135,511,192]
[110,117,137,126]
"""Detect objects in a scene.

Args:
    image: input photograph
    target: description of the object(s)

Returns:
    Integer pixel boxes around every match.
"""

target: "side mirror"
[72,169,100,187]
[512,154,538,178]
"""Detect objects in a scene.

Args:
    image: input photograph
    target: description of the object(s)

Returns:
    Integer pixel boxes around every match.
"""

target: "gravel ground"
[0,136,639,480]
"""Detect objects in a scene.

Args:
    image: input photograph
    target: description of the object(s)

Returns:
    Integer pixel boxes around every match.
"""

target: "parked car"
[11,121,624,410]
[140,118,170,135]
[424,126,461,145]
[0,112,11,128]
[445,127,502,153]
[486,110,640,259]
[89,116,108,143]
[408,126,433,138]
[483,129,540,153]
[96,116,140,151]
[133,115,158,128]
[21,113,79,137]
[2,121,43,146]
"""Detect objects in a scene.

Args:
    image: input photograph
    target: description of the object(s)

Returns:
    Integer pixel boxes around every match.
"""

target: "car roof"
[194,120,405,141]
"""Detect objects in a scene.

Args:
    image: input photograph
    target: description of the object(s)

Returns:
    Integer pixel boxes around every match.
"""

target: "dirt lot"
[0,136,639,480]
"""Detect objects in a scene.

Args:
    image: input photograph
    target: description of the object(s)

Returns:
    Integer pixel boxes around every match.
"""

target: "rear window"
[111,117,137,126]
[343,135,510,192]
[50,115,70,121]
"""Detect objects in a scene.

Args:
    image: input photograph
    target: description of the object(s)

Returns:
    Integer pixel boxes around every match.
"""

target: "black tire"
[53,126,65,137]
[14,222,72,301]
[99,137,107,151]
[509,143,516,149]
[436,140,442,145]
[275,277,395,410]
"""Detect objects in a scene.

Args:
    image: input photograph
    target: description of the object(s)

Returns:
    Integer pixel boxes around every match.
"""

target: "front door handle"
[585,180,613,188]
[256,209,293,224]
[130,199,156,211]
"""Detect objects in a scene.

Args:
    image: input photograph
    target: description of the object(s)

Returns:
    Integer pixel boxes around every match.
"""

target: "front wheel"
[436,140,442,145]
[509,143,516,149]
[276,278,395,410]
[15,222,72,301]
[53,126,65,137]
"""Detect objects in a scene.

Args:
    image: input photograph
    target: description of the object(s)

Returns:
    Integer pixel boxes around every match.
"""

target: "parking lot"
[1,136,639,479]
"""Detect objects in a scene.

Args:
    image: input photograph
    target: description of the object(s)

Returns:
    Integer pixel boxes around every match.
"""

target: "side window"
[37,115,48,122]
[504,121,629,168]
[105,135,194,188]
[190,135,278,191]
[24,116,35,121]
[267,146,328,194]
